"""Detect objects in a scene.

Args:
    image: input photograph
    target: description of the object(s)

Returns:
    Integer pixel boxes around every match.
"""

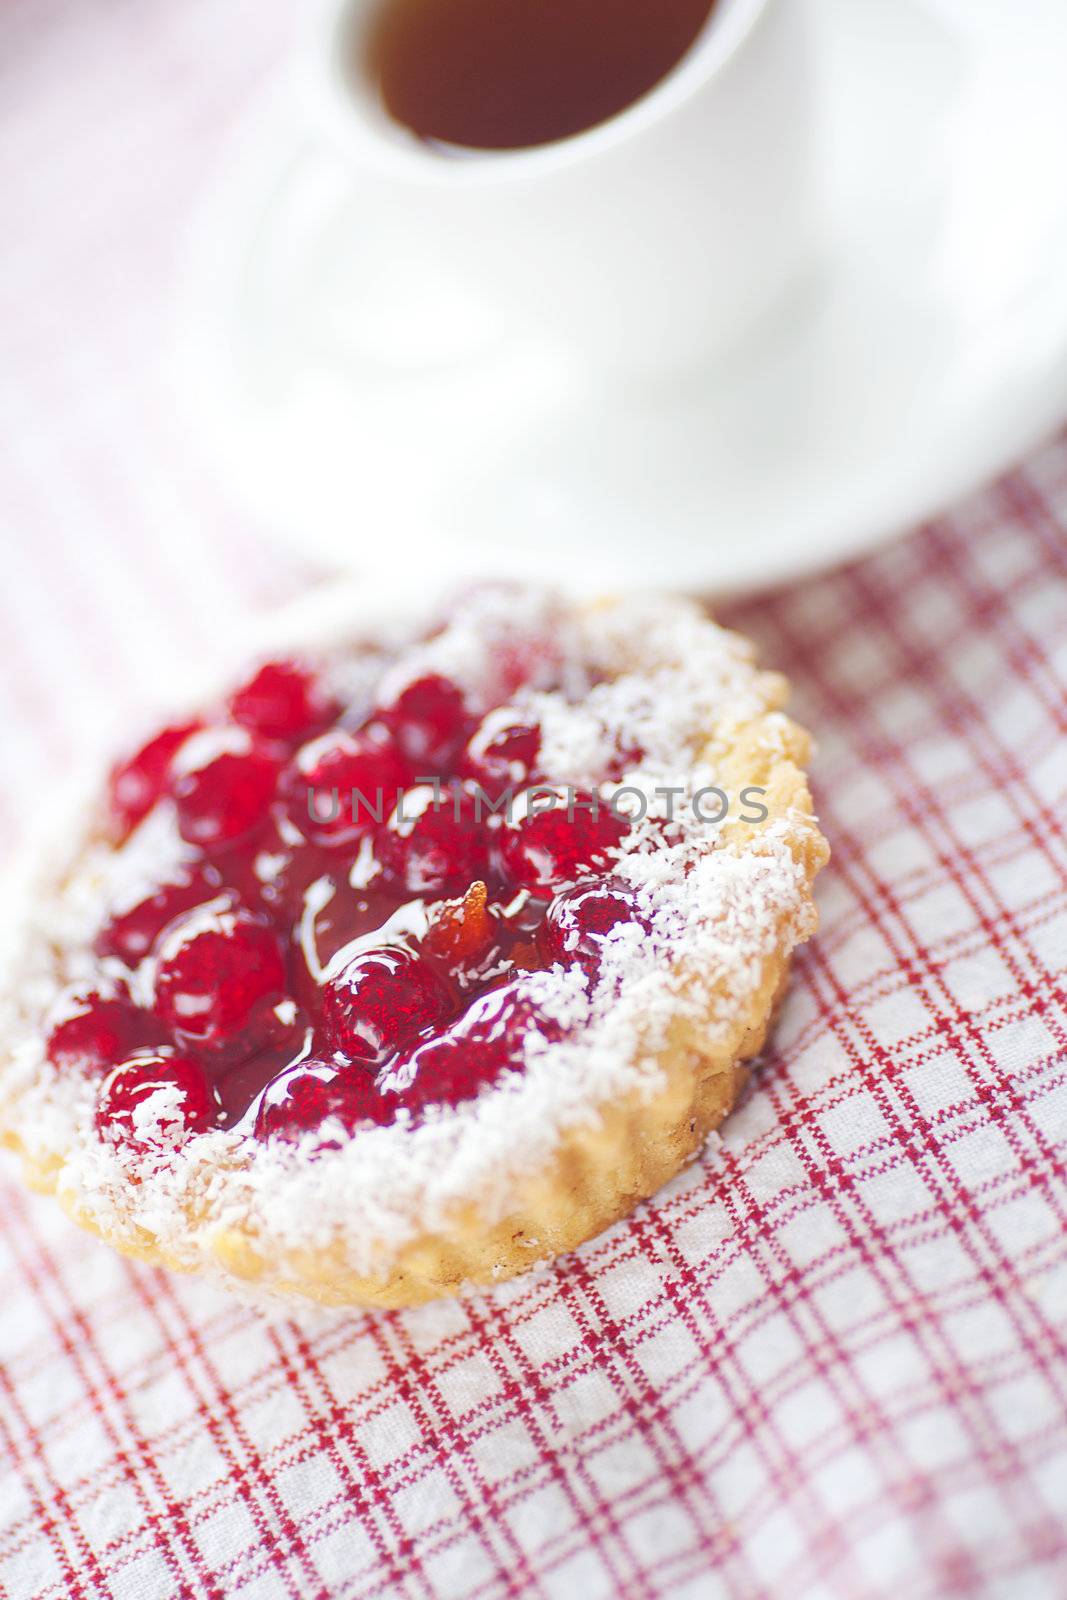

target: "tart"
[0,586,827,1308]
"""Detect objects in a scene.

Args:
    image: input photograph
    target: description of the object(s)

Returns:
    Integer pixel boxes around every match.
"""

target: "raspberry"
[96,1049,220,1149]
[229,660,337,743]
[322,945,453,1065]
[108,720,200,837]
[377,784,488,897]
[284,727,409,846]
[255,1059,394,1141]
[73,611,657,1146]
[172,729,283,850]
[388,981,555,1115]
[461,711,540,799]
[153,899,286,1051]
[93,868,220,966]
[46,981,152,1076]
[378,675,474,772]
[289,881,405,1017]
[539,879,644,968]
[498,791,627,896]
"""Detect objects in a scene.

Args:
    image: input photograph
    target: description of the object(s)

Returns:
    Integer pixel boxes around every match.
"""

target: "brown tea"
[362,0,720,153]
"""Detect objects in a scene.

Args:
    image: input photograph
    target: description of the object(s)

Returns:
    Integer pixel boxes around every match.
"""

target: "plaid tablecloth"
[2,3,1067,1597]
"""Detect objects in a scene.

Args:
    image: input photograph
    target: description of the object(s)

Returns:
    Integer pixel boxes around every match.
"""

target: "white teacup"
[312,0,816,377]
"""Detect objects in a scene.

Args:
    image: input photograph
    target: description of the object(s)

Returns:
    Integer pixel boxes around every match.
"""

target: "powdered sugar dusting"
[0,586,824,1286]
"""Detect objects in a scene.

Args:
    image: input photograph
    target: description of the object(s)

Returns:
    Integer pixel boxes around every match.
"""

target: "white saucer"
[174,0,1067,596]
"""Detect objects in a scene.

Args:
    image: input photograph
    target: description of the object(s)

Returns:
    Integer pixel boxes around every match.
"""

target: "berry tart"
[0,586,827,1308]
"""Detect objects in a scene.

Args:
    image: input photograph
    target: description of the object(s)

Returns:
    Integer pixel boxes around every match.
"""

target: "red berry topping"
[289,880,406,1016]
[494,635,560,699]
[540,879,644,969]
[377,784,488,897]
[255,1059,393,1142]
[94,867,220,966]
[388,981,554,1115]
[172,729,283,850]
[605,741,647,781]
[498,792,627,896]
[379,674,474,773]
[461,711,540,799]
[96,1049,220,1149]
[322,946,453,1065]
[153,899,286,1051]
[46,981,151,1076]
[108,720,201,837]
[70,611,650,1142]
[229,659,337,743]
[211,1002,311,1125]
[251,831,335,920]
[285,727,409,846]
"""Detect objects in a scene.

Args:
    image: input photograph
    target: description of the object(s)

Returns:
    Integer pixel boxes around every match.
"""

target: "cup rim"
[315,0,774,185]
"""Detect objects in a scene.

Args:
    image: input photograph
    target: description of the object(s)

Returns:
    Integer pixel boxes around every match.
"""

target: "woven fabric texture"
[1,2,1066,1597]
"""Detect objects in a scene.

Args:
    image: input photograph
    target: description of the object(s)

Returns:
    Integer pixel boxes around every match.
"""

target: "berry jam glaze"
[68,629,643,1156]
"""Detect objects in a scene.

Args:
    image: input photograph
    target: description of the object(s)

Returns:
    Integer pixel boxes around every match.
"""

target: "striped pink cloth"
[2,4,1067,1598]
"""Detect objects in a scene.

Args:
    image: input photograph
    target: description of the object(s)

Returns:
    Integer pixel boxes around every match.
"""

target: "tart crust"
[0,592,828,1308]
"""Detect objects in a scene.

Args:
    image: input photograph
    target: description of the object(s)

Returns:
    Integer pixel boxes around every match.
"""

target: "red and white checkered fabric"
[2,3,1067,1597]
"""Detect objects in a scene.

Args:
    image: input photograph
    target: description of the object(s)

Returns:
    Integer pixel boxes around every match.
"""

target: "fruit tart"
[0,585,827,1307]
